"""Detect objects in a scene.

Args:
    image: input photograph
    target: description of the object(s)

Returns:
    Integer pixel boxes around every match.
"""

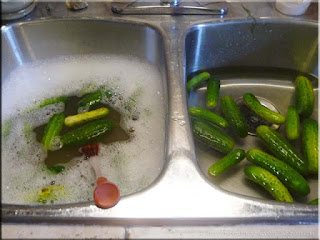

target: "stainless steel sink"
[2,18,318,225]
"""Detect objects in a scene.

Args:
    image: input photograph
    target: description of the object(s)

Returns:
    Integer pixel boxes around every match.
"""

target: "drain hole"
[236,97,280,136]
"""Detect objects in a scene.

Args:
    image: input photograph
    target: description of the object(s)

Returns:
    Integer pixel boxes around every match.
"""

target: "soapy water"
[1,54,166,204]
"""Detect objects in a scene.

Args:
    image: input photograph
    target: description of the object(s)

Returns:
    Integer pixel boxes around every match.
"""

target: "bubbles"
[2,54,165,204]
[49,136,63,151]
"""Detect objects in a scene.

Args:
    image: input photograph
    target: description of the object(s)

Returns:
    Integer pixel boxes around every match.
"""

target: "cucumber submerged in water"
[64,108,109,127]
[61,120,114,146]
[42,113,65,151]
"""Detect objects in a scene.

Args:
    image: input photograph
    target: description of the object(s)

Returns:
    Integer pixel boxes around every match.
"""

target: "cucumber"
[47,165,65,174]
[221,96,248,138]
[246,149,310,196]
[42,113,65,150]
[208,149,245,177]
[78,90,104,112]
[64,108,109,127]
[189,106,228,129]
[302,118,318,175]
[61,120,114,146]
[206,77,220,109]
[192,119,234,153]
[39,96,69,108]
[243,93,286,125]
[244,165,293,203]
[308,198,318,205]
[256,125,309,175]
[286,105,300,141]
[187,72,210,92]
[295,75,314,118]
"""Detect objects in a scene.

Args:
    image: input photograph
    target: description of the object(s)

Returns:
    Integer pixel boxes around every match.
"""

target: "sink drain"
[236,97,281,136]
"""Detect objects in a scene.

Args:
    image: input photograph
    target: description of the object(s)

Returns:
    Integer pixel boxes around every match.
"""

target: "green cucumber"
[192,119,234,153]
[256,125,309,175]
[42,113,65,150]
[78,90,104,112]
[246,149,310,196]
[64,108,109,127]
[47,165,65,174]
[286,105,300,141]
[61,120,114,146]
[208,149,245,177]
[295,75,314,118]
[302,118,318,175]
[221,96,248,138]
[189,106,228,129]
[308,198,318,205]
[206,77,220,109]
[187,72,210,92]
[243,93,285,125]
[244,165,293,203]
[39,96,69,108]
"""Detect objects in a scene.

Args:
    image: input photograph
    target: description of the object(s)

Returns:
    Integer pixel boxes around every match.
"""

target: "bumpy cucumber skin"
[208,149,245,177]
[302,118,318,175]
[42,113,65,150]
[295,76,314,118]
[221,96,248,138]
[243,93,286,125]
[61,120,114,146]
[64,108,109,127]
[244,165,293,203]
[192,119,234,153]
[206,77,220,109]
[308,198,318,205]
[189,107,228,129]
[187,72,210,92]
[256,125,309,175]
[78,90,103,110]
[286,106,300,141]
[246,149,310,196]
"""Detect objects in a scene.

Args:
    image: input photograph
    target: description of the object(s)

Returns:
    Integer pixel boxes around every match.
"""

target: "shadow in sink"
[1,19,168,205]
[185,19,318,204]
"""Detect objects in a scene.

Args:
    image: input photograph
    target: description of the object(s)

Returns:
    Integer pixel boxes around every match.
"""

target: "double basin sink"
[2,18,318,224]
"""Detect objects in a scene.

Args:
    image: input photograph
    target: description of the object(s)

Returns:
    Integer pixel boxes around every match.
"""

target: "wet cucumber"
[286,105,300,141]
[246,149,310,196]
[189,106,228,129]
[243,93,285,125]
[192,119,234,153]
[308,198,318,205]
[78,90,104,112]
[221,96,248,138]
[187,72,210,92]
[208,149,245,177]
[302,118,318,175]
[206,77,220,109]
[61,120,114,146]
[42,113,65,150]
[64,108,109,127]
[295,75,314,118]
[244,165,294,203]
[256,125,309,175]
[39,96,69,108]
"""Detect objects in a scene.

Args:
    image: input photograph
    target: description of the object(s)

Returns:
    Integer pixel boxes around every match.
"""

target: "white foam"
[2,54,166,204]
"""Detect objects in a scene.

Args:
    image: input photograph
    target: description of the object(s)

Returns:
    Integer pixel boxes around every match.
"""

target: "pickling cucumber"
[39,96,69,108]
[42,113,65,150]
[246,149,310,196]
[256,125,309,175]
[243,93,286,125]
[244,165,294,203]
[187,72,210,92]
[189,106,228,129]
[64,108,109,127]
[286,105,300,141]
[221,96,248,138]
[61,120,114,146]
[208,149,245,177]
[78,90,104,112]
[192,119,234,153]
[295,75,314,118]
[308,198,318,205]
[302,118,318,175]
[206,77,220,109]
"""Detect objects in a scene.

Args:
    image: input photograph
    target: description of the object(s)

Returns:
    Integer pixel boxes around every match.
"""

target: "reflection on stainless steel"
[1,16,318,227]
[1,0,36,20]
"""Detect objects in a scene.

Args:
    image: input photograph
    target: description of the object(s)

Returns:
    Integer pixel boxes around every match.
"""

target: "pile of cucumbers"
[188,73,318,203]
[41,90,114,155]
